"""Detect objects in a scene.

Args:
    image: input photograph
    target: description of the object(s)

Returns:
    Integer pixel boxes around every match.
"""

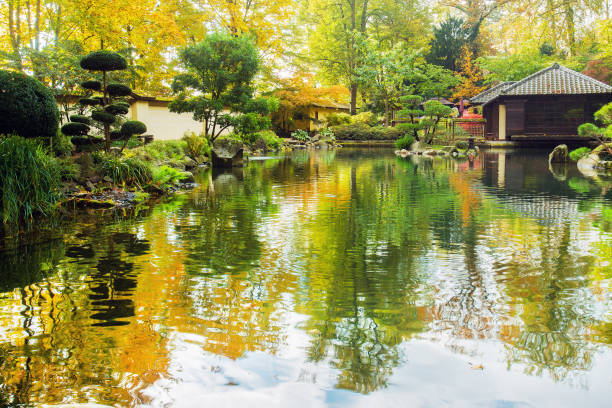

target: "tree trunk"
[350,83,358,115]
[103,70,110,152]
[384,98,389,127]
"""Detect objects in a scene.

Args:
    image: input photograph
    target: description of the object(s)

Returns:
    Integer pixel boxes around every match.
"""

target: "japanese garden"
[1,0,612,406]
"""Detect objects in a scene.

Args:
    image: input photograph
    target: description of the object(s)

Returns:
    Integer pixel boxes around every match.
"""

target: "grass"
[97,155,153,187]
[0,135,61,223]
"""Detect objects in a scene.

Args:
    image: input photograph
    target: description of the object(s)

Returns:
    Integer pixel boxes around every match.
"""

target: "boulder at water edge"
[212,138,244,168]
[549,144,569,164]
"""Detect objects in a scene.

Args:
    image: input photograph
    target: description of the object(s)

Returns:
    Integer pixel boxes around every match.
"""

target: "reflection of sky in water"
[1,148,612,407]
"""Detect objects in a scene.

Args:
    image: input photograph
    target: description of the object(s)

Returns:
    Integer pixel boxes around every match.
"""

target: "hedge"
[330,123,405,141]
[0,70,59,139]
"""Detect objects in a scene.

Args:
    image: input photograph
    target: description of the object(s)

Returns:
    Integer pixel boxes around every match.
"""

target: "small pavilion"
[470,63,612,140]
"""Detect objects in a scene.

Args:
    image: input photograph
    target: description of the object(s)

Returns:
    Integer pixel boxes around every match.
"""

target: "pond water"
[1,148,612,407]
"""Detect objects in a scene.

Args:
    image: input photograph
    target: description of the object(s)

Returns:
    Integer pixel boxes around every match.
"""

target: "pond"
[1,148,612,407]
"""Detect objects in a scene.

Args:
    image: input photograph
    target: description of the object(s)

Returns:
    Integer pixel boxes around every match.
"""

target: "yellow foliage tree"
[453,46,485,101]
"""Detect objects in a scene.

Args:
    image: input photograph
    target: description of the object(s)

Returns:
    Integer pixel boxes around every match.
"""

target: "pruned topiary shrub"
[70,115,91,124]
[121,121,147,137]
[106,83,132,97]
[61,50,146,153]
[80,50,128,71]
[81,80,102,91]
[61,122,90,136]
[0,70,59,139]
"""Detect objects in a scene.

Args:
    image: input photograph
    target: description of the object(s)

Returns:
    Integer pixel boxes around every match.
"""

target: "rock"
[423,149,436,156]
[549,144,569,164]
[183,157,198,171]
[109,147,122,155]
[314,140,328,149]
[102,176,112,183]
[181,171,195,183]
[90,176,101,183]
[212,138,244,168]
[85,180,95,191]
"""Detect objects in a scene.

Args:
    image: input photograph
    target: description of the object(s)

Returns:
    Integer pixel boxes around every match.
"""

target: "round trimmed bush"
[79,97,101,106]
[70,115,91,124]
[455,140,469,150]
[110,130,125,141]
[106,83,131,97]
[0,70,59,139]
[121,120,147,136]
[92,110,116,124]
[61,122,90,136]
[104,103,129,115]
[81,80,102,91]
[71,136,104,146]
[80,50,127,72]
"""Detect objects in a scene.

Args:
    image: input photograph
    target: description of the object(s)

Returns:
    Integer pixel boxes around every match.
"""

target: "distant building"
[469,63,612,140]
[292,101,351,132]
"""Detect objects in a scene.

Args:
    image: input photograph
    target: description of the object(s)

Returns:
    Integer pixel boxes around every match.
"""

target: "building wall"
[130,101,205,141]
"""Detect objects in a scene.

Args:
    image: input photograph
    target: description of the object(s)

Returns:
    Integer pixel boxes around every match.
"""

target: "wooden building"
[470,63,612,140]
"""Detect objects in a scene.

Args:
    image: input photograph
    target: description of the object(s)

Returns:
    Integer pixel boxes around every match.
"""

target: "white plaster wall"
[130,102,204,141]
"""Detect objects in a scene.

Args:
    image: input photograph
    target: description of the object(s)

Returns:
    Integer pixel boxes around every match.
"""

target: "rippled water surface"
[1,148,612,407]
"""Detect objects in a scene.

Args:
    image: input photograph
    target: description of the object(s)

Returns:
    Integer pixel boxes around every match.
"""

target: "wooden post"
[499,104,507,140]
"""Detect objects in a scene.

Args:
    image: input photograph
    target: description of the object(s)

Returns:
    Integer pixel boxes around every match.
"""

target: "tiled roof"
[503,63,612,96]
[470,63,612,105]
[470,81,515,105]
[312,100,351,110]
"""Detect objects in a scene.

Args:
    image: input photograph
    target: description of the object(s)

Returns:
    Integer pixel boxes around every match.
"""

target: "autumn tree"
[271,73,349,135]
[453,46,485,101]
[168,32,260,142]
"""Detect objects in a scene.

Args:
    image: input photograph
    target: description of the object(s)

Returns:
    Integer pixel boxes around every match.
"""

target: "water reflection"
[0,148,611,406]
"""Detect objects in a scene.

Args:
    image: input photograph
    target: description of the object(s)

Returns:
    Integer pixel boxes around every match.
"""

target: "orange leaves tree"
[271,74,349,135]
[453,46,485,102]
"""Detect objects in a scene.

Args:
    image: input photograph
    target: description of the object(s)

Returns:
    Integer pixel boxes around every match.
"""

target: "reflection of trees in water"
[0,219,151,405]
[500,222,599,382]
[297,158,457,393]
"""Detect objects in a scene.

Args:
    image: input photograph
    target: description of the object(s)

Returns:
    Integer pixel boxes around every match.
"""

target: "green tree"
[426,17,475,72]
[356,44,413,126]
[578,102,612,157]
[168,33,260,142]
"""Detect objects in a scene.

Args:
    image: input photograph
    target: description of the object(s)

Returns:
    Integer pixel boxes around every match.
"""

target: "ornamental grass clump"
[98,155,152,187]
[0,136,61,223]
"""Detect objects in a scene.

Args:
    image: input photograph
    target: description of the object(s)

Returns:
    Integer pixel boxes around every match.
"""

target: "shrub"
[183,132,211,161]
[351,111,379,126]
[569,147,592,161]
[81,80,101,91]
[254,130,283,151]
[0,70,59,139]
[92,110,117,124]
[70,115,91,125]
[61,122,90,136]
[80,50,127,71]
[106,83,132,97]
[291,129,310,142]
[150,165,190,192]
[395,134,415,150]
[455,140,469,150]
[110,130,124,141]
[121,120,147,136]
[104,103,129,115]
[52,130,74,157]
[318,128,335,141]
[98,155,152,186]
[55,157,80,181]
[330,123,402,140]
[71,136,104,146]
[79,98,101,106]
[0,136,61,223]
[327,112,351,126]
